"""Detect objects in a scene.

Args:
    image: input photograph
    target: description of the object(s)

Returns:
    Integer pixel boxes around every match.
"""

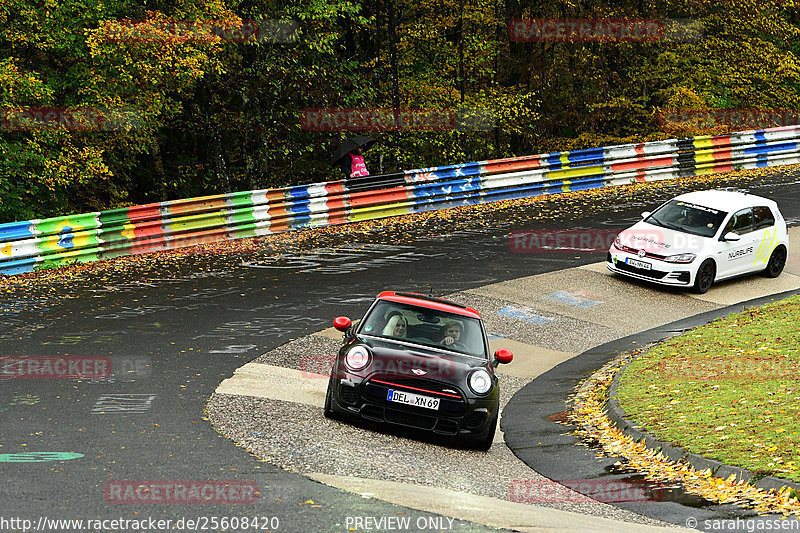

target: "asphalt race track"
[2,172,800,533]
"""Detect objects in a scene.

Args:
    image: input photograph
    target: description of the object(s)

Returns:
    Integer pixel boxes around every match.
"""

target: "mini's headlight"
[613,235,622,249]
[468,369,492,395]
[344,346,370,371]
[664,253,696,264]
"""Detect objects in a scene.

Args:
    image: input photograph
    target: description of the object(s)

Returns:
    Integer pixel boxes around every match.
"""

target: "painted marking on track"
[542,290,603,308]
[91,394,156,414]
[193,315,326,341]
[496,306,553,325]
[0,452,83,462]
[209,344,257,354]
[9,394,40,406]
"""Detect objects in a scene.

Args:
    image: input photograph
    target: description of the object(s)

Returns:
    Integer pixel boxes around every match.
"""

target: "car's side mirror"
[333,316,352,332]
[492,348,513,368]
[722,232,741,242]
[641,211,651,219]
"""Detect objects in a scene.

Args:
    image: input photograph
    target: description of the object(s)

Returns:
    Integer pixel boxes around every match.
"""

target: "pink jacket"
[348,153,369,177]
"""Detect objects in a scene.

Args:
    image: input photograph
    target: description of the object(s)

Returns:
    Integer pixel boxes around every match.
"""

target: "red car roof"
[377,291,482,319]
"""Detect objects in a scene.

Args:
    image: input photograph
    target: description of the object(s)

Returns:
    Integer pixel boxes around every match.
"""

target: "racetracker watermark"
[659,357,798,381]
[509,18,702,43]
[301,107,495,131]
[509,478,664,504]
[0,516,279,531]
[1,108,142,132]
[510,229,618,253]
[510,228,705,254]
[103,481,258,504]
[1,356,111,380]
[300,354,458,379]
[102,18,298,43]
[659,108,800,132]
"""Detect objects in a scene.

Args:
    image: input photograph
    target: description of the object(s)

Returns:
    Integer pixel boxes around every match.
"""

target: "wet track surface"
[3,171,800,532]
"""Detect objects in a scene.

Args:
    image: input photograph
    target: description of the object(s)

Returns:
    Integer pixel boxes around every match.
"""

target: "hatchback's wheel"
[693,259,716,294]
[763,246,787,278]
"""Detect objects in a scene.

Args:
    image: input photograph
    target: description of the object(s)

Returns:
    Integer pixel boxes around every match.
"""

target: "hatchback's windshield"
[645,200,728,238]
[359,300,487,358]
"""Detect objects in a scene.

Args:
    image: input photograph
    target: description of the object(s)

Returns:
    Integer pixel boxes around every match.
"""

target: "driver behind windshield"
[677,210,698,226]
[439,321,463,348]
[649,201,725,238]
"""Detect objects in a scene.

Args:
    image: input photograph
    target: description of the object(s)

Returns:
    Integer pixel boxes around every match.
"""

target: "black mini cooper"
[324,291,513,450]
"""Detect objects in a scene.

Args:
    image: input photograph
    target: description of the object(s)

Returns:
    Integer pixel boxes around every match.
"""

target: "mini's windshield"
[358,300,487,358]
[645,200,728,238]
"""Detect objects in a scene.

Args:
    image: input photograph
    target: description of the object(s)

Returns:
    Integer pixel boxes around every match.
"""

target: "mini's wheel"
[763,246,787,278]
[472,413,497,451]
[323,378,337,419]
[693,259,716,294]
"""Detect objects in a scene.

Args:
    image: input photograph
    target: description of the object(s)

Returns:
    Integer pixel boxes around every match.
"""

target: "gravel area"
[443,291,621,354]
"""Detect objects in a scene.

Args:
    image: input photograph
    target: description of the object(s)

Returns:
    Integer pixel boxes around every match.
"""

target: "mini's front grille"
[363,376,467,416]
[370,376,463,399]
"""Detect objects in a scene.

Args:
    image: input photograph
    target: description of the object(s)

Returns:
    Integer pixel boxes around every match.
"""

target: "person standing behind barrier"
[340,147,370,178]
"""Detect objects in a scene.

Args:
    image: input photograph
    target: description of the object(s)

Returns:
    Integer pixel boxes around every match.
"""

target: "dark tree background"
[2,0,799,221]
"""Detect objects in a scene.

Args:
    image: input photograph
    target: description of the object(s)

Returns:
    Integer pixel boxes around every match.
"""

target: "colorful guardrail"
[2,125,800,276]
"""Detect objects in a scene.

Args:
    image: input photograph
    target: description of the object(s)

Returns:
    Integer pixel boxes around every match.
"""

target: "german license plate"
[626,257,652,270]
[387,389,440,410]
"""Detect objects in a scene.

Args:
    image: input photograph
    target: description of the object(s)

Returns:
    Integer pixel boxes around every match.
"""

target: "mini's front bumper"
[329,373,497,437]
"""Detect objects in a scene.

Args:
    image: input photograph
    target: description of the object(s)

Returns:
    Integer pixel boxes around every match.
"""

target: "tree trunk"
[387,0,401,109]
[210,122,232,194]
[150,136,167,202]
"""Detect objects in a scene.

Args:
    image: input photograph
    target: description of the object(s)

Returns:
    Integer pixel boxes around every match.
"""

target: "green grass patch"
[617,294,800,481]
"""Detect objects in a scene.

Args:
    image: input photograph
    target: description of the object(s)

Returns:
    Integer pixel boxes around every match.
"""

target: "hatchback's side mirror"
[722,232,741,242]
[641,211,651,219]
[492,348,513,368]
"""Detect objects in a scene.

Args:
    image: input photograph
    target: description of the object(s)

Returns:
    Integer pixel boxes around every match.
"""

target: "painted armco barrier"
[2,125,800,276]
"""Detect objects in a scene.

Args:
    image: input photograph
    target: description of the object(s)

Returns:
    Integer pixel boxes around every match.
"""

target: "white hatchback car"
[607,190,789,293]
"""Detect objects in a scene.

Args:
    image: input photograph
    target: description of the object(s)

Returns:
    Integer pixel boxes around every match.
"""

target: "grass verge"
[617,294,800,482]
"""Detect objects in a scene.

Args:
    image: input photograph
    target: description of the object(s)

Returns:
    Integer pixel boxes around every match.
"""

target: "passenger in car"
[382,314,407,338]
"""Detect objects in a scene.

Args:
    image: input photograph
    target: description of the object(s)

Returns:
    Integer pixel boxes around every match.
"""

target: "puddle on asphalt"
[597,460,719,508]
[560,432,721,509]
